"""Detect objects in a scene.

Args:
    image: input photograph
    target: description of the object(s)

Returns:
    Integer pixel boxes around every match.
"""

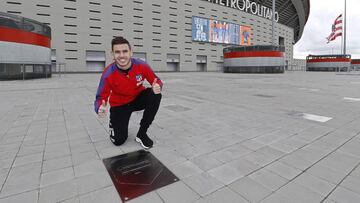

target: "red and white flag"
[326,14,343,43]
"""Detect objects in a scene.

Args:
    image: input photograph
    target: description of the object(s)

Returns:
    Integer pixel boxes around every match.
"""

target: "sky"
[293,0,360,59]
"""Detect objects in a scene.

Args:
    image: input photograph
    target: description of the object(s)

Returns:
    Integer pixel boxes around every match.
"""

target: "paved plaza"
[0,71,360,203]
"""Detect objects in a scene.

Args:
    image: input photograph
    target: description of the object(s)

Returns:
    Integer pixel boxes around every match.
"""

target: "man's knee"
[146,88,162,102]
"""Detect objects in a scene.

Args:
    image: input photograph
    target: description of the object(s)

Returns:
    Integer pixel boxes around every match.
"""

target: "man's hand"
[136,80,144,86]
[98,100,107,118]
[152,78,161,94]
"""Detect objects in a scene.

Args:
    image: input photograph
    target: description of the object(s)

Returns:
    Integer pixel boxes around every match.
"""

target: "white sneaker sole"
[135,137,151,149]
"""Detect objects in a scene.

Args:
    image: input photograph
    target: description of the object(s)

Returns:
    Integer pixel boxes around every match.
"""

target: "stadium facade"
[0,0,310,72]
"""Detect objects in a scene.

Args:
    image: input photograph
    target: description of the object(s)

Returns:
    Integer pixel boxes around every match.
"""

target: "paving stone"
[340,174,360,195]
[76,172,112,195]
[227,158,262,176]
[210,144,252,163]
[243,151,277,167]
[275,182,324,203]
[58,196,80,203]
[265,161,303,180]
[71,150,99,166]
[42,156,73,173]
[0,159,13,170]
[317,152,359,174]
[39,179,77,203]
[248,168,288,192]
[0,150,18,160]
[40,167,74,188]
[307,164,347,185]
[229,177,272,202]
[12,153,43,168]
[191,153,223,171]
[0,162,41,198]
[79,186,121,203]
[208,162,246,185]
[351,166,360,178]
[183,172,224,197]
[168,161,203,179]
[155,150,187,166]
[240,139,266,151]
[127,191,163,203]
[0,190,38,203]
[327,186,360,203]
[338,138,360,158]
[279,153,314,171]
[157,181,200,203]
[203,186,248,203]
[260,192,293,203]
[293,172,336,197]
[74,159,107,178]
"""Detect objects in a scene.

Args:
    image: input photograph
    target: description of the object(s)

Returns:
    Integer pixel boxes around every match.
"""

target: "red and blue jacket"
[94,58,163,113]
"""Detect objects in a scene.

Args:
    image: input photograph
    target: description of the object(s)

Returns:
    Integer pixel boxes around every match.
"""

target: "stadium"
[0,0,310,74]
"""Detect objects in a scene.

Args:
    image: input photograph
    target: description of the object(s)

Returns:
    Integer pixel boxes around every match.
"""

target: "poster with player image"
[229,23,240,45]
[209,19,220,43]
[240,25,252,46]
[192,16,209,42]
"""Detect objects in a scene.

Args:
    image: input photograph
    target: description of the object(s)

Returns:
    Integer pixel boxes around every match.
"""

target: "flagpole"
[343,0,346,55]
[272,0,275,46]
[341,15,343,54]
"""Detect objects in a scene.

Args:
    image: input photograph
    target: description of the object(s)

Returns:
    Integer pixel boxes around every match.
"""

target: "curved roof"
[0,11,51,38]
[254,0,310,43]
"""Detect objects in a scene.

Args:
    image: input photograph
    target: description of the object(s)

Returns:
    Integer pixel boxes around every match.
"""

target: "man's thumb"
[102,100,107,106]
[152,78,158,86]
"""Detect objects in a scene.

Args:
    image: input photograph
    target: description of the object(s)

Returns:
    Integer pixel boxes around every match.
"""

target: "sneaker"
[109,123,115,143]
[135,134,153,149]
[110,135,116,144]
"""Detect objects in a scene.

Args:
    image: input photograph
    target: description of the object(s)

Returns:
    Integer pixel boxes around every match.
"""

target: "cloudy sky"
[293,0,360,59]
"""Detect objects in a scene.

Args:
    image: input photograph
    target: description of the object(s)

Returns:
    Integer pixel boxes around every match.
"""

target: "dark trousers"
[109,88,162,146]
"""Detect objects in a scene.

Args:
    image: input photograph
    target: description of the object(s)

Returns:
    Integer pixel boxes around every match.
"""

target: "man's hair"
[111,36,131,51]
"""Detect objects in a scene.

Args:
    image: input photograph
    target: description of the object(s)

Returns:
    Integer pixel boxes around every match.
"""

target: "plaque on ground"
[103,150,179,202]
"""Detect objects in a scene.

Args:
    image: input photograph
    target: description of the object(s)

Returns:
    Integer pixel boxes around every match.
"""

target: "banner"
[240,25,251,45]
[192,16,247,45]
[192,17,209,42]
[326,14,342,43]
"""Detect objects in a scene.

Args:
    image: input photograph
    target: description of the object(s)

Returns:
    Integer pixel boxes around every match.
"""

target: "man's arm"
[94,68,112,114]
[143,64,163,94]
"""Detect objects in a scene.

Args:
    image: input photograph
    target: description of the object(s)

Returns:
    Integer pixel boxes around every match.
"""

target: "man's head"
[111,36,133,69]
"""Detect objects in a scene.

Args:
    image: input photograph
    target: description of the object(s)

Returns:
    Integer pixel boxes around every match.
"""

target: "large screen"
[192,16,251,46]
[192,16,209,42]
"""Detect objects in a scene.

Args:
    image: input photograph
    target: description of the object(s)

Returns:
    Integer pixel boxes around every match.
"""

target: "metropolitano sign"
[205,0,279,22]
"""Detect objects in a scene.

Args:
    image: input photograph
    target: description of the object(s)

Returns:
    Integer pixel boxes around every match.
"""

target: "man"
[94,36,162,149]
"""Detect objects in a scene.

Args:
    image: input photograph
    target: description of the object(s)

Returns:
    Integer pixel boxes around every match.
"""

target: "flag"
[326,14,342,43]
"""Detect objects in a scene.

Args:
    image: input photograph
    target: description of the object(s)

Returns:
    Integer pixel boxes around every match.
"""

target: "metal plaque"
[103,150,179,202]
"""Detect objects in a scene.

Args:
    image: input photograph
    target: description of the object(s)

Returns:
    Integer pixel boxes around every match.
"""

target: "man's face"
[112,43,132,69]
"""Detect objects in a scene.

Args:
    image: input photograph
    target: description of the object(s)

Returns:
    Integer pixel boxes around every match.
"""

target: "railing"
[0,63,51,80]
[306,54,351,60]
[286,65,306,71]
[224,45,285,53]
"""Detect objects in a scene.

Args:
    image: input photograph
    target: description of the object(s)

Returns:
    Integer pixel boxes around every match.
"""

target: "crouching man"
[94,36,162,149]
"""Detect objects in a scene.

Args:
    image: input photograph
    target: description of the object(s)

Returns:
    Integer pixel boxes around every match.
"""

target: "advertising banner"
[192,17,209,42]
[229,23,240,45]
[192,16,251,46]
[240,25,251,46]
